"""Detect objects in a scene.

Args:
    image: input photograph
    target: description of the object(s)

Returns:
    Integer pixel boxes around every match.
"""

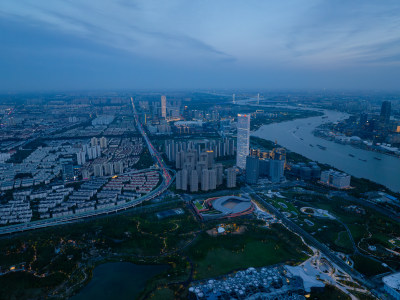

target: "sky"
[1,0,400,92]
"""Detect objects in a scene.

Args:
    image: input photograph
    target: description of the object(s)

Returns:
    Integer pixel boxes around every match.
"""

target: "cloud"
[0,0,234,63]
[0,0,400,90]
[281,1,400,66]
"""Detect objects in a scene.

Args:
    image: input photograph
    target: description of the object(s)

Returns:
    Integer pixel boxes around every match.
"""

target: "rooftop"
[383,272,400,291]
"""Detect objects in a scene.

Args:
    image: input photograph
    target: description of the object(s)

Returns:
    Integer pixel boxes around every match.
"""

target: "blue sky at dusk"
[1,0,400,91]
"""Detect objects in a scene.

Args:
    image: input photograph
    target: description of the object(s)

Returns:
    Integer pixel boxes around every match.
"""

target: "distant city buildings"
[245,155,285,184]
[161,95,167,118]
[320,169,351,189]
[245,156,259,184]
[226,167,237,188]
[99,137,108,148]
[236,114,250,169]
[380,100,391,125]
[91,115,114,126]
[170,139,237,192]
[290,162,321,181]
[164,138,235,163]
[0,152,11,163]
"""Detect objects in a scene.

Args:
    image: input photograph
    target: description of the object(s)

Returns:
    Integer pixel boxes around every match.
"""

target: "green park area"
[144,222,311,299]
[0,200,313,300]
[193,200,204,211]
[263,188,400,276]
[186,223,310,280]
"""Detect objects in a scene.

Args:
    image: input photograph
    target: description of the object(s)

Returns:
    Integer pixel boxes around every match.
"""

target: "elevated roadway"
[0,98,174,235]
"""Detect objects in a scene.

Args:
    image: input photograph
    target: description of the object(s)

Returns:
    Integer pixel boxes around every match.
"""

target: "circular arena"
[196,196,254,220]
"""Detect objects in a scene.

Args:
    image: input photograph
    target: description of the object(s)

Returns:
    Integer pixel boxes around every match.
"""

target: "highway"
[0,98,174,236]
[131,97,171,184]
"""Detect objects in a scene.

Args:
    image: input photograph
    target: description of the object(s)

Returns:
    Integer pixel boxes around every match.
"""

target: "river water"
[70,262,167,300]
[241,101,400,192]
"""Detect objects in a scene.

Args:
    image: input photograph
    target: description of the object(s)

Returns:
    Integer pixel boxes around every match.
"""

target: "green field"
[352,255,389,276]
[335,231,353,250]
[194,201,204,210]
[264,187,400,275]
[186,224,310,280]
[0,202,199,299]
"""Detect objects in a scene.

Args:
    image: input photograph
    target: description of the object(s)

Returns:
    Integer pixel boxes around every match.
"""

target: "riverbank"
[251,108,400,193]
[313,124,400,159]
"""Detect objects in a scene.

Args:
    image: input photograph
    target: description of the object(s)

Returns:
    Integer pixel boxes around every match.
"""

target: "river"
[239,100,400,192]
[70,262,167,300]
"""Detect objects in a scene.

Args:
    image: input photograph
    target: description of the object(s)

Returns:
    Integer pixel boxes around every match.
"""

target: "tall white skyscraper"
[236,114,250,169]
[257,93,260,105]
[232,93,236,104]
[161,95,167,118]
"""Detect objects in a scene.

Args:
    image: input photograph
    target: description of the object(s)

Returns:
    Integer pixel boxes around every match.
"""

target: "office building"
[259,159,270,176]
[190,170,198,192]
[176,169,188,191]
[100,137,108,148]
[181,169,188,191]
[269,159,285,183]
[215,163,224,186]
[103,163,114,176]
[206,150,214,168]
[76,151,86,165]
[226,168,236,188]
[94,164,104,177]
[161,95,167,118]
[380,101,391,124]
[245,156,260,184]
[201,169,210,191]
[62,164,74,181]
[209,169,217,190]
[236,114,250,169]
[82,169,90,180]
[320,170,351,189]
[90,137,98,147]
[113,161,124,174]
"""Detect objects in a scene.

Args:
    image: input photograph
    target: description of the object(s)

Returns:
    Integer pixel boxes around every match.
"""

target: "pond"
[70,262,168,300]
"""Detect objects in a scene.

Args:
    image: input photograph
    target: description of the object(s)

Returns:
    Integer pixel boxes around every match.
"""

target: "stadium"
[193,195,254,220]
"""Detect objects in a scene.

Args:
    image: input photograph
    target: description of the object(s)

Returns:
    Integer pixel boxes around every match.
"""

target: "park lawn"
[368,232,394,248]
[279,199,299,214]
[351,254,389,276]
[194,201,203,210]
[269,198,299,215]
[347,224,368,242]
[148,287,175,300]
[307,220,347,252]
[335,231,353,253]
[187,224,310,280]
[0,271,67,300]
[192,240,305,280]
